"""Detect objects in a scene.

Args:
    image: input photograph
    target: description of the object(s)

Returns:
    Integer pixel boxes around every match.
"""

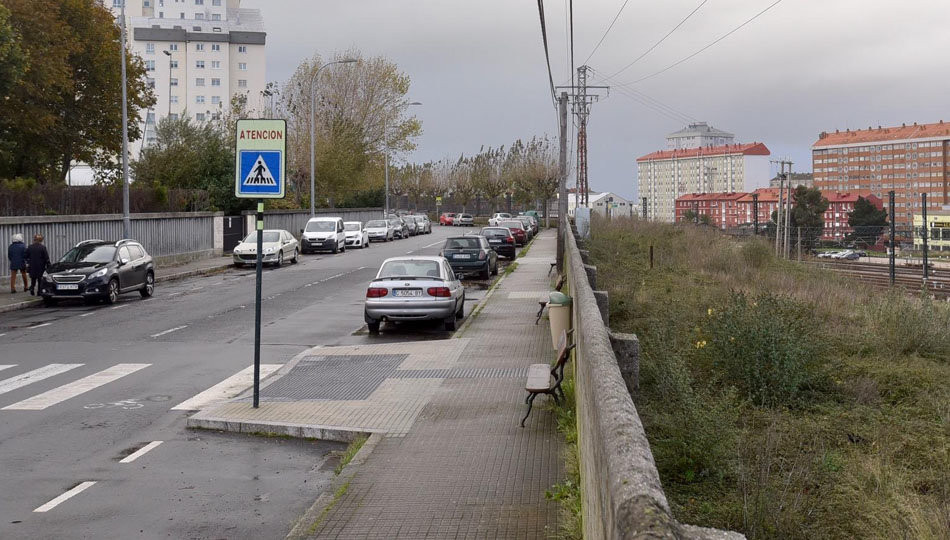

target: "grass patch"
[589,218,950,539]
[307,479,351,535]
[503,262,519,275]
[333,435,368,475]
[545,363,582,539]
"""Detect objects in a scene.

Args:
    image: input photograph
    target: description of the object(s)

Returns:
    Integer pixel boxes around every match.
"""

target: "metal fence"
[1,212,218,278]
[247,208,384,237]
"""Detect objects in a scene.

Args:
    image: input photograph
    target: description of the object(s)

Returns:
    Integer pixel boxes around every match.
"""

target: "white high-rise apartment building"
[108,0,267,147]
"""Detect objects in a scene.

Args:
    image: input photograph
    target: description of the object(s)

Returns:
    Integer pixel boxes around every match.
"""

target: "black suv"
[40,239,155,306]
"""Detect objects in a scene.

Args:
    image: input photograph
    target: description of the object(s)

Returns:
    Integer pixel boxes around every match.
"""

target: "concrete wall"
[564,224,743,540]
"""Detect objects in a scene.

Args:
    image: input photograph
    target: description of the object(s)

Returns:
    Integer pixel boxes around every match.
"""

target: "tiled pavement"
[310,231,564,539]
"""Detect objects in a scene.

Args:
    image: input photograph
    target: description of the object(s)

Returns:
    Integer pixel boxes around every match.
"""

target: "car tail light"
[366,287,388,298]
[478,251,487,260]
[506,237,514,244]
[427,287,451,297]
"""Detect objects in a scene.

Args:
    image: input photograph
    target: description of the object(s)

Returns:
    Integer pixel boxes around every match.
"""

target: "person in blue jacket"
[8,233,28,293]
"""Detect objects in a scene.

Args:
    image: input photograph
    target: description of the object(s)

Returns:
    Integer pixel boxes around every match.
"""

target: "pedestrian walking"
[25,234,50,296]
[8,234,28,293]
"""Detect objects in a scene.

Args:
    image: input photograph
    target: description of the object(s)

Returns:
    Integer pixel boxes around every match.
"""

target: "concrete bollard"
[579,249,591,264]
[583,264,597,289]
[608,330,640,394]
[593,290,609,327]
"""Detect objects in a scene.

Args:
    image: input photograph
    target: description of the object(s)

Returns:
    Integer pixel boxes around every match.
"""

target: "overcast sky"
[241,0,950,200]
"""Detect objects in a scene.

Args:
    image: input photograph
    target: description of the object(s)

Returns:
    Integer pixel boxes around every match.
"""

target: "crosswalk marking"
[119,441,163,464]
[0,364,84,397]
[171,364,282,411]
[2,364,150,410]
[34,481,96,513]
[0,365,15,373]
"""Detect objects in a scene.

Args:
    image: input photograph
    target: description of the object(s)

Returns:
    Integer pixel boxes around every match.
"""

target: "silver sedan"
[364,256,465,333]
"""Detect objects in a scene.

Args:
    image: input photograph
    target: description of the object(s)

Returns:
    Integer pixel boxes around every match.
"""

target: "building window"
[211,13,221,20]
[180,12,185,18]
[211,60,221,69]
[195,0,203,4]
[195,60,205,69]
[146,43,155,54]
[196,95,205,104]
[170,95,178,104]
[145,60,155,71]
[169,113,178,121]
[238,63,247,71]
[168,43,178,51]
[195,78,205,86]
[211,44,221,52]
[211,96,221,105]
[196,43,204,51]
[169,60,178,69]
[195,113,205,121]
[211,78,220,86]
[195,13,204,20]
[113,0,122,7]
[237,79,247,88]
[170,77,178,86]
[238,46,247,53]
[212,0,221,4]
[158,11,163,17]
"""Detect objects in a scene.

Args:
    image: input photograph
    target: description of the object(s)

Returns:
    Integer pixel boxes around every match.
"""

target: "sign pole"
[253,201,263,407]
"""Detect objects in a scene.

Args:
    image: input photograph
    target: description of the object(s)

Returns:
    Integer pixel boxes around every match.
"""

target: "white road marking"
[0,364,84,397]
[423,241,443,248]
[119,441,163,464]
[0,333,6,337]
[110,304,128,310]
[406,251,414,254]
[2,363,150,410]
[171,364,281,411]
[79,312,95,317]
[34,481,96,513]
[31,323,51,329]
[0,365,15,372]
[151,326,187,338]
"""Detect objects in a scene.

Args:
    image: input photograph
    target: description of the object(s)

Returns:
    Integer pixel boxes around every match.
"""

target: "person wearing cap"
[7,233,28,293]
[25,234,50,296]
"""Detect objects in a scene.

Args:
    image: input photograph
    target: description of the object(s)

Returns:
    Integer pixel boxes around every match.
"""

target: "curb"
[186,415,375,444]
[0,262,233,314]
[285,432,384,539]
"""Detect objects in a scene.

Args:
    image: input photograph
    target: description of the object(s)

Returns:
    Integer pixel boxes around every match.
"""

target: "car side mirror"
[119,258,130,266]
[299,229,304,235]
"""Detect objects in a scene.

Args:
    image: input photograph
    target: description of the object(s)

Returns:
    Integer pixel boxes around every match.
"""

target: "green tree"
[846,196,888,246]
[790,186,828,249]
[0,3,26,98]
[682,209,698,223]
[0,0,154,184]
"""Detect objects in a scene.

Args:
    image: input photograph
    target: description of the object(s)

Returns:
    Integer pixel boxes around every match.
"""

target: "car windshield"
[60,244,116,264]
[481,228,509,237]
[305,221,336,232]
[242,232,280,243]
[501,221,524,229]
[413,217,425,222]
[445,238,481,250]
[344,223,361,231]
[378,260,442,279]
[366,220,388,228]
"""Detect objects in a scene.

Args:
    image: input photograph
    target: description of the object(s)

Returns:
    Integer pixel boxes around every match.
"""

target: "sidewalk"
[0,256,233,313]
[188,230,566,538]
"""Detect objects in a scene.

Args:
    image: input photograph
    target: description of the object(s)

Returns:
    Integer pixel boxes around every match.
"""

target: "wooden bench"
[521,329,575,427]
[535,274,566,325]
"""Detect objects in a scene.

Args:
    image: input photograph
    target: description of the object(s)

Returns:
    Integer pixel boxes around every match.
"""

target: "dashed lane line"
[119,441,163,464]
[31,323,51,329]
[0,364,84,397]
[34,481,96,513]
[150,326,187,338]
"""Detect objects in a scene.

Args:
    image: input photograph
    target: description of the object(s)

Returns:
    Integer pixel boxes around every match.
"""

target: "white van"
[301,217,346,254]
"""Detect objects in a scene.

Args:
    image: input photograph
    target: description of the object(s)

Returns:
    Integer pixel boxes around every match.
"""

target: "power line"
[536,0,558,106]
[607,0,708,79]
[626,0,785,84]
[582,0,631,66]
[593,69,696,123]
[570,0,575,90]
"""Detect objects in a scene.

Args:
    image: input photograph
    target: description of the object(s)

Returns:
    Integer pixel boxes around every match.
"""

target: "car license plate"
[58,284,79,290]
[489,239,501,244]
[393,289,422,297]
[455,254,471,259]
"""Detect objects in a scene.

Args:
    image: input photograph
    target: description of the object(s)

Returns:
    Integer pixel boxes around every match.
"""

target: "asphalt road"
[0,224,472,539]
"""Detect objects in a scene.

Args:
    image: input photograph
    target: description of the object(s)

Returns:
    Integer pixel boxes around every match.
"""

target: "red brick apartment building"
[813,121,950,227]
[824,190,883,240]
[674,192,746,228]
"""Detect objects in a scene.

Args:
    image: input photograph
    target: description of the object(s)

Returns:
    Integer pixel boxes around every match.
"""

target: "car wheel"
[105,278,119,305]
[332,241,339,254]
[443,315,456,332]
[480,263,490,280]
[368,321,380,334]
[291,249,299,264]
[491,261,498,276]
[456,296,465,319]
[276,251,284,267]
[139,271,154,298]
[363,240,369,249]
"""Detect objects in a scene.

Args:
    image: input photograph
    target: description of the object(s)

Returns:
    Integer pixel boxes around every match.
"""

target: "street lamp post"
[119,0,130,238]
[309,59,357,217]
[163,50,172,118]
[383,101,422,217]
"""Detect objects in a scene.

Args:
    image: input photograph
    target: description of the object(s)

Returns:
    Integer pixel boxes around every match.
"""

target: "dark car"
[479,227,517,259]
[499,220,528,246]
[441,236,498,280]
[389,218,410,239]
[40,239,154,306]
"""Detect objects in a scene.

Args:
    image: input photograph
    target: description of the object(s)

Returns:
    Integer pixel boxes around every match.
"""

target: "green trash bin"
[548,291,572,349]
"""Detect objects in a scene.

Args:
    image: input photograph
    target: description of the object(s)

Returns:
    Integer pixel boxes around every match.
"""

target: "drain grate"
[255,354,407,401]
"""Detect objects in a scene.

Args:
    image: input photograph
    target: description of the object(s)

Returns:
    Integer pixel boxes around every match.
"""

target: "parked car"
[406,218,419,236]
[411,215,432,234]
[488,212,512,227]
[516,215,536,238]
[439,213,456,226]
[842,251,861,260]
[500,220,528,246]
[364,256,465,333]
[441,236,498,280]
[479,227,517,259]
[233,229,299,267]
[344,221,370,249]
[40,239,155,306]
[454,213,475,227]
[817,250,841,259]
[831,250,855,260]
[390,217,410,239]
[301,217,346,254]
[365,219,395,242]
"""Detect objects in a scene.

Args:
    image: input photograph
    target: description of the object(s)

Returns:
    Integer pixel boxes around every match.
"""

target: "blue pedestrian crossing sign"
[235,119,286,199]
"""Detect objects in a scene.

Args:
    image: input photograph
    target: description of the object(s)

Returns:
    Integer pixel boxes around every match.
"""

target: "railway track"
[805,260,950,298]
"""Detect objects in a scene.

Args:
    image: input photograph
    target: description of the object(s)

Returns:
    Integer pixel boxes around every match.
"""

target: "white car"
[365,219,395,242]
[364,256,465,333]
[301,217,346,254]
[344,221,370,249]
[489,213,512,226]
[232,229,298,267]
[454,213,474,227]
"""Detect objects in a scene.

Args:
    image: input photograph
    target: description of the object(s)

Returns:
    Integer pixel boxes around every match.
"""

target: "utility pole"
[770,159,793,257]
[752,193,759,235]
[557,66,607,208]
[922,192,929,282]
[119,0,131,238]
[556,92,568,275]
[889,190,896,286]
[775,167,785,256]
[784,163,793,259]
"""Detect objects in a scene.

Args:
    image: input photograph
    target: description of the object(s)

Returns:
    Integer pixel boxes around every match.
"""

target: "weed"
[503,262,519,275]
[333,435,368,475]
[546,354,582,539]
